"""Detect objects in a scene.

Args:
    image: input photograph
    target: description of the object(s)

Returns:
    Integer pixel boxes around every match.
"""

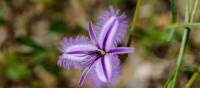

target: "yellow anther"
[98,50,106,56]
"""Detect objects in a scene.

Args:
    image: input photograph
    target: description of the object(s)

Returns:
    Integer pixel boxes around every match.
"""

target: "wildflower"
[58,7,134,87]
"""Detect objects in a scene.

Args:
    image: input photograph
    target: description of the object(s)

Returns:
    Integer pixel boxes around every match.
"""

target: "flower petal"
[58,44,98,69]
[88,22,100,48]
[90,55,120,88]
[99,16,119,50]
[95,7,128,50]
[63,44,97,61]
[79,67,91,86]
[79,57,98,86]
[60,36,90,53]
[57,55,81,69]
[95,55,112,82]
[58,36,98,69]
[107,47,134,54]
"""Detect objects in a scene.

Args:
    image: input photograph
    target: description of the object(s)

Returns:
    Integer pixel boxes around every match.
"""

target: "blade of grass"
[171,0,198,87]
[167,0,177,41]
[184,0,189,23]
[163,68,176,88]
[172,27,190,88]
[184,72,199,88]
[164,0,191,87]
[190,0,199,22]
[184,66,200,88]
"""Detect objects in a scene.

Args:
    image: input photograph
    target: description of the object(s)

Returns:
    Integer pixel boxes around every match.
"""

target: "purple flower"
[58,7,134,87]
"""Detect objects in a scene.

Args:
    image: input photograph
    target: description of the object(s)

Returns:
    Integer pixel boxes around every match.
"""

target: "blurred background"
[0,0,199,88]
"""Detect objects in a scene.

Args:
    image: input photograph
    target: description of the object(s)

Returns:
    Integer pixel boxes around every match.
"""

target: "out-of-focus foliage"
[49,18,68,34]
[3,50,29,80]
[0,0,199,88]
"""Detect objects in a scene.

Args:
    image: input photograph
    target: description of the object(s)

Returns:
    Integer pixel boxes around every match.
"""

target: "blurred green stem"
[184,0,189,23]
[127,0,142,46]
[172,0,198,87]
[190,0,199,22]
[166,23,200,30]
[184,73,199,88]
[184,65,200,88]
[172,27,190,88]
[167,0,177,41]
[163,68,176,87]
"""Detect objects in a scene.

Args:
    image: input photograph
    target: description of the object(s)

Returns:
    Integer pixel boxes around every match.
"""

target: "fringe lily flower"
[58,7,134,87]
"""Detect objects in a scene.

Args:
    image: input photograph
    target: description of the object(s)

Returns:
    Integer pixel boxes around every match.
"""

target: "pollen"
[98,49,106,56]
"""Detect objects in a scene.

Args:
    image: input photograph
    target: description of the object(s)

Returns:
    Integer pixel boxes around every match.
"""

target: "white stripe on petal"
[63,44,97,61]
[99,16,119,50]
[58,44,98,69]
[105,20,119,50]
[62,54,86,61]
[66,44,97,53]
[95,55,112,82]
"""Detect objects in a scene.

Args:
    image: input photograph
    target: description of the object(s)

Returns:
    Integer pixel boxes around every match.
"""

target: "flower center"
[98,49,106,56]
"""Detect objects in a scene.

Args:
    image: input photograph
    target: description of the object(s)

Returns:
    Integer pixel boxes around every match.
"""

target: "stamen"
[77,50,106,67]
[80,55,100,67]
[98,49,106,56]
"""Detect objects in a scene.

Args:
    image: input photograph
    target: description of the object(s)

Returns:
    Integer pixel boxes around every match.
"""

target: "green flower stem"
[190,0,199,22]
[184,72,199,88]
[163,68,176,88]
[172,27,190,88]
[184,0,189,23]
[184,65,200,88]
[167,0,177,41]
[172,0,199,87]
[127,0,142,46]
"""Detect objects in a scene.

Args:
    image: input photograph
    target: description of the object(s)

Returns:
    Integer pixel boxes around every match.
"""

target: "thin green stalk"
[184,65,200,88]
[167,0,177,41]
[170,0,177,23]
[164,1,188,87]
[172,27,190,88]
[184,0,189,23]
[127,0,142,46]
[184,72,199,88]
[170,0,190,87]
[190,0,199,22]
[163,68,176,88]
[172,0,199,87]
[164,0,190,86]
[129,0,142,33]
